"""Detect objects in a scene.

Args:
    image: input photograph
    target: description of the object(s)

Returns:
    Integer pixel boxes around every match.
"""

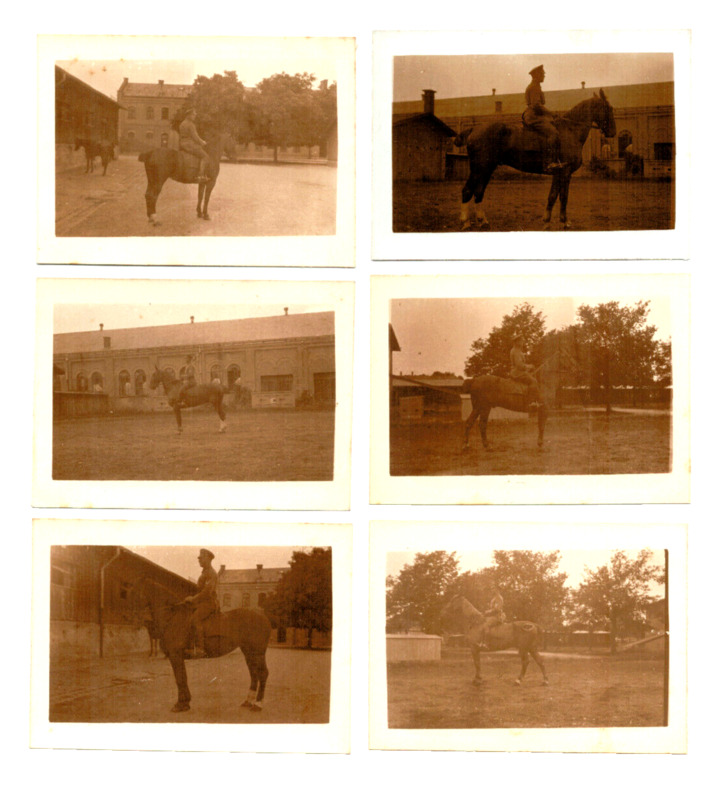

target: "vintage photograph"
[34,279,354,510]
[39,36,355,265]
[31,520,351,752]
[372,30,690,260]
[369,521,686,753]
[371,274,689,504]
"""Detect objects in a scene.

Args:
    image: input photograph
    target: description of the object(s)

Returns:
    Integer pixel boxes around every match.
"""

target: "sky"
[126,545,314,584]
[386,548,666,595]
[390,296,671,377]
[393,53,674,103]
[57,53,338,102]
[53,303,328,334]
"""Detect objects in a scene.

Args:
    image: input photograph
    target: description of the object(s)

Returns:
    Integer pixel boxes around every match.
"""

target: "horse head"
[593,89,616,138]
[440,595,484,634]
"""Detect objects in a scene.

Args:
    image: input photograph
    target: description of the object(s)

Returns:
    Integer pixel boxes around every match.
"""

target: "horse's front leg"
[240,655,262,711]
[201,182,214,220]
[196,183,205,218]
[470,645,483,686]
[462,406,479,451]
[514,650,530,686]
[543,174,559,226]
[559,175,572,228]
[174,405,183,434]
[478,408,492,451]
[168,650,191,712]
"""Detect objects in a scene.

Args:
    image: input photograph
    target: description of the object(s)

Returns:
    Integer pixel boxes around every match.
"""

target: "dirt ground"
[393,175,675,233]
[390,409,671,476]
[56,155,336,237]
[387,649,666,729]
[53,409,334,481]
[49,646,331,723]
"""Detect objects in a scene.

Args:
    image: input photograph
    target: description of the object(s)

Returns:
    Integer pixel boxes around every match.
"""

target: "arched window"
[118,370,131,397]
[127,131,136,142]
[145,131,154,142]
[222,593,232,610]
[241,593,251,608]
[163,367,176,382]
[90,372,104,393]
[210,364,222,383]
[227,365,241,388]
[146,106,154,120]
[618,130,633,158]
[127,106,136,120]
[179,364,195,379]
[160,132,169,147]
[76,372,88,392]
[134,369,146,396]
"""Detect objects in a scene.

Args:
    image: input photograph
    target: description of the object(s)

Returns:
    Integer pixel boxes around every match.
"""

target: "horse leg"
[168,649,191,712]
[470,645,483,686]
[530,648,549,686]
[255,655,269,707]
[460,175,478,229]
[196,183,205,218]
[201,181,215,220]
[543,174,560,226]
[240,653,263,711]
[537,404,547,449]
[478,407,492,450]
[145,170,168,225]
[559,175,572,228]
[462,403,479,450]
[173,405,183,434]
[216,397,227,433]
[514,649,530,686]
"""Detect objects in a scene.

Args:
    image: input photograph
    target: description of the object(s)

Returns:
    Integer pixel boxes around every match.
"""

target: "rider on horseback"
[509,334,542,408]
[176,355,197,405]
[184,548,219,659]
[479,585,507,648]
[523,65,564,173]
[179,108,210,182]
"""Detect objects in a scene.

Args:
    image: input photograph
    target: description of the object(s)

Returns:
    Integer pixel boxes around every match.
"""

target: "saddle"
[201,611,225,638]
[173,150,204,183]
[502,378,529,397]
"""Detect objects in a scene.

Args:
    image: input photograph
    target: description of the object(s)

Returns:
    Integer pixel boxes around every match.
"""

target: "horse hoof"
[240,700,252,708]
[249,704,263,712]
[460,222,472,231]
[202,214,210,221]
[472,679,484,687]
[543,680,549,686]
[219,426,227,433]
[514,680,522,687]
[171,702,190,712]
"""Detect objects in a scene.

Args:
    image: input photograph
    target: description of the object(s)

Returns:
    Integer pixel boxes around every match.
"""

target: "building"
[117,78,193,153]
[51,545,196,658]
[53,310,336,416]
[393,89,457,181]
[216,564,287,612]
[394,81,675,180]
[55,66,121,170]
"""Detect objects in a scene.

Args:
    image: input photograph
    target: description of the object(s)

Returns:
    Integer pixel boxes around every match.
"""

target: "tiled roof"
[218,567,286,584]
[54,311,335,354]
[394,81,674,120]
[119,81,193,99]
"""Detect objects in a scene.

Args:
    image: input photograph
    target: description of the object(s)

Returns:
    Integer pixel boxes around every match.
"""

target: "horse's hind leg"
[460,176,477,229]
[255,655,269,707]
[462,403,479,451]
[559,176,572,228]
[514,650,530,686]
[241,654,265,711]
[478,407,492,450]
[196,184,205,219]
[200,183,214,220]
[173,406,183,434]
[145,169,168,225]
[216,398,227,433]
[530,648,549,685]
[168,650,191,712]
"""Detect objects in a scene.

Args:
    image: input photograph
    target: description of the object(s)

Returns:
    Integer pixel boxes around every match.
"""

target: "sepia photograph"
[31,520,351,752]
[38,35,355,265]
[373,30,690,260]
[34,279,354,510]
[371,274,689,504]
[369,521,686,753]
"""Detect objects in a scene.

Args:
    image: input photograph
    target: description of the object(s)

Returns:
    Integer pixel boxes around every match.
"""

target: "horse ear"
[599,88,607,100]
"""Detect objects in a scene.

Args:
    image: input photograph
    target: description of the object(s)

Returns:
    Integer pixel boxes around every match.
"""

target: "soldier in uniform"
[481,585,507,648]
[523,64,564,173]
[185,548,219,658]
[509,333,542,408]
[179,108,210,182]
[176,355,197,405]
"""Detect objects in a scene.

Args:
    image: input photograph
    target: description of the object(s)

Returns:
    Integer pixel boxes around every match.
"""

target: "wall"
[386,634,442,662]
[50,621,150,659]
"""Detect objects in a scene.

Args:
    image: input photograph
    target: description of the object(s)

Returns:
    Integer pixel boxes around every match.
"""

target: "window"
[654,142,674,161]
[161,107,169,120]
[134,369,146,396]
[258,593,267,608]
[160,133,169,147]
[180,364,195,379]
[146,131,154,141]
[163,367,176,380]
[118,370,131,397]
[495,101,503,113]
[227,365,241,388]
[146,106,154,120]
[103,337,111,349]
[90,372,104,392]
[242,593,251,608]
[210,364,222,383]
[127,131,136,142]
[222,594,232,609]
[127,106,136,120]
[119,581,132,600]
[76,373,88,392]
[617,130,633,158]
[260,374,293,392]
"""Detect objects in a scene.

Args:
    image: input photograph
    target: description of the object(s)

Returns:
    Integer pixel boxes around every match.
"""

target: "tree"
[571,550,664,653]
[252,72,335,163]
[575,301,663,413]
[386,551,459,634]
[264,547,331,649]
[464,302,546,378]
[187,71,249,138]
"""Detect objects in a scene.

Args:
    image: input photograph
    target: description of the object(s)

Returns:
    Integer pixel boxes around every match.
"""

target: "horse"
[455,90,617,230]
[139,131,235,225]
[148,366,227,434]
[141,579,271,713]
[74,137,113,175]
[440,595,548,687]
[462,375,547,451]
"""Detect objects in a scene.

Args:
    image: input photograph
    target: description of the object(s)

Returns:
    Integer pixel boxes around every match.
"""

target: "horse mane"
[562,93,607,125]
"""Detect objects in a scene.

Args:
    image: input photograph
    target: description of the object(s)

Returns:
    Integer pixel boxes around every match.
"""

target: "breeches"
[180,141,210,161]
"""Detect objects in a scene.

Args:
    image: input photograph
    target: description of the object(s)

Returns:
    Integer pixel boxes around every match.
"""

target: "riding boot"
[197,159,208,183]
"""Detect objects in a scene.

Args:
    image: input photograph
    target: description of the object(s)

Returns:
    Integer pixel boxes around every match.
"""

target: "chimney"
[99,323,104,331]
[492,88,496,96]
[220,564,225,573]
[257,564,263,572]
[121,77,128,89]
[158,79,164,86]
[190,316,194,323]
[283,307,289,316]
[581,81,586,89]
[422,89,435,115]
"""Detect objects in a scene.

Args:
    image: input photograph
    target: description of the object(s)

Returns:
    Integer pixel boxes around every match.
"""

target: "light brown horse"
[440,595,548,687]
[462,375,547,451]
[149,366,227,434]
[142,579,271,713]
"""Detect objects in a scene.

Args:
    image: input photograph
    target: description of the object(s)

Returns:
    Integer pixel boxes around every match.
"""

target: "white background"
[9,5,708,788]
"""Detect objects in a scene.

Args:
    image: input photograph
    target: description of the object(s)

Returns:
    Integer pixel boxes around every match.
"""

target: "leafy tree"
[653,339,672,387]
[575,301,662,413]
[187,70,248,138]
[464,302,546,378]
[264,547,331,649]
[571,550,664,653]
[386,551,459,634]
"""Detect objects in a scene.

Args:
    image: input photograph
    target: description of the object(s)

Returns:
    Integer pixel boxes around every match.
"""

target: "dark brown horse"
[462,375,547,451]
[139,132,235,225]
[149,366,227,434]
[74,138,114,175]
[141,580,271,713]
[440,595,547,687]
[455,90,616,230]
